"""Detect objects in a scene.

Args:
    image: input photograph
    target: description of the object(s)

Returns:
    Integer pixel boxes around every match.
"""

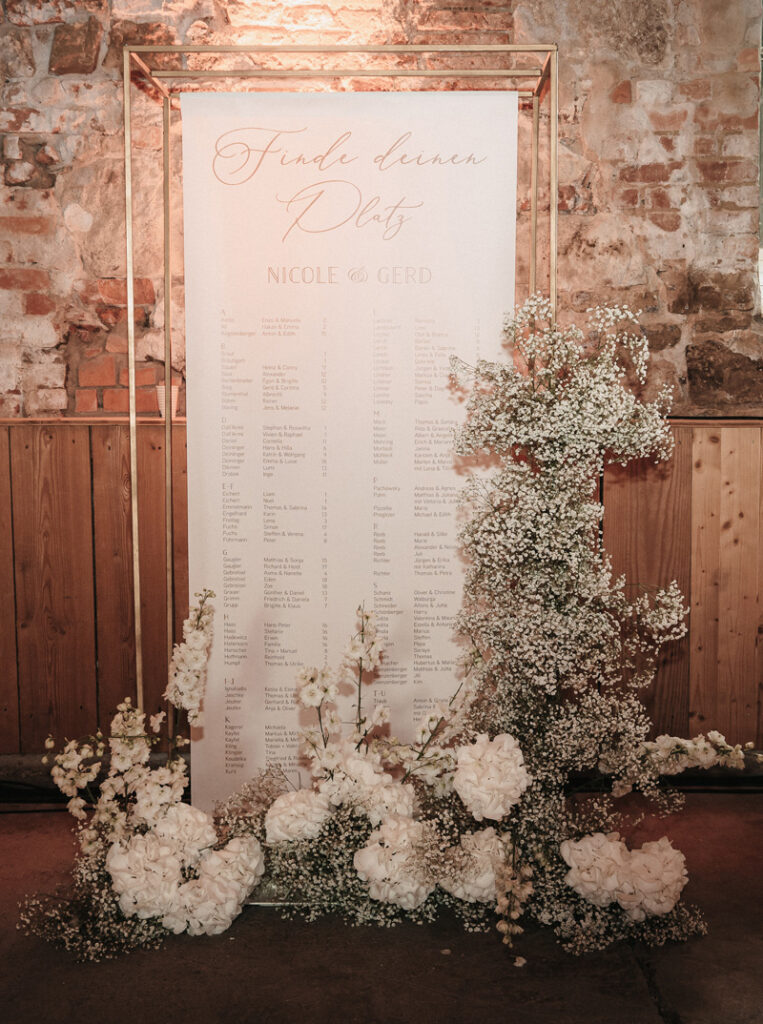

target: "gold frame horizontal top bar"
[126,43,557,54]
[150,68,543,80]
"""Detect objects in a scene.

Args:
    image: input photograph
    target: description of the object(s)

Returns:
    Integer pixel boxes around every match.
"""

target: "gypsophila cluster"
[447,298,752,954]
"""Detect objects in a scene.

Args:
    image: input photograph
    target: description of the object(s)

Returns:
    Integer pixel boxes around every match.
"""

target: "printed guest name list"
[181,91,518,810]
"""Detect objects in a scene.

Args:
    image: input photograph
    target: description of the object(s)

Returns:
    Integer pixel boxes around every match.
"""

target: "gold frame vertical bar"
[163,94,175,705]
[549,47,559,322]
[530,94,539,297]
[123,49,144,708]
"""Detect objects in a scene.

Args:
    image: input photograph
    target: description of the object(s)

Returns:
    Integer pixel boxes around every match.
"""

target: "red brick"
[49,17,103,75]
[24,292,57,315]
[105,324,128,353]
[649,188,672,210]
[102,388,128,413]
[659,136,675,152]
[694,136,717,157]
[103,21,179,71]
[648,211,681,232]
[119,364,158,387]
[697,160,757,184]
[609,81,632,104]
[619,161,682,184]
[79,355,116,387]
[75,388,99,414]
[648,109,687,131]
[102,387,158,414]
[738,48,760,71]
[0,108,35,133]
[695,105,757,131]
[619,188,640,207]
[0,215,54,235]
[0,267,50,290]
[5,1,107,25]
[678,79,711,100]
[97,277,155,306]
[136,388,158,414]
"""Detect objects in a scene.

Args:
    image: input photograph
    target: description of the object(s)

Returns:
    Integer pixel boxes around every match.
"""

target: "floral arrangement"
[22,300,756,962]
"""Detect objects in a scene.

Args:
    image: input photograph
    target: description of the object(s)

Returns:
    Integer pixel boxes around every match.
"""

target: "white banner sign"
[181,91,517,809]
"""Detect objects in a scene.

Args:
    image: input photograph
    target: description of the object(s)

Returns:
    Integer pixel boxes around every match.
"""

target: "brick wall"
[0,0,760,417]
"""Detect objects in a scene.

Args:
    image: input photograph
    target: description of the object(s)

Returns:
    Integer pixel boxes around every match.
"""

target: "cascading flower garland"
[23,302,757,962]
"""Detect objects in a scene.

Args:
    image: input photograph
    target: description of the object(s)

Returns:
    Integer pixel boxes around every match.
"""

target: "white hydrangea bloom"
[560,832,631,909]
[624,838,688,921]
[560,832,687,921]
[264,788,332,844]
[440,827,508,904]
[106,833,184,921]
[181,836,265,936]
[453,733,531,821]
[152,802,218,866]
[353,815,435,910]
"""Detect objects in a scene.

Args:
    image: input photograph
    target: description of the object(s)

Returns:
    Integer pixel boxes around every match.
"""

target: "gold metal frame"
[122,43,559,707]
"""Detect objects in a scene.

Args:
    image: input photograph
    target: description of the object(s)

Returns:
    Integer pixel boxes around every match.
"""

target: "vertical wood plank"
[690,426,722,739]
[715,426,760,744]
[138,425,169,719]
[758,427,763,749]
[172,424,189,642]
[603,425,692,736]
[0,426,20,752]
[11,424,97,750]
[91,425,136,723]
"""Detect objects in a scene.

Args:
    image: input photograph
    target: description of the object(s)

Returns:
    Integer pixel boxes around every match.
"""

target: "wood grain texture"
[603,425,692,736]
[11,425,97,751]
[0,426,20,751]
[91,425,136,723]
[137,425,169,720]
[172,425,189,641]
[715,427,760,744]
[689,427,723,739]
[758,434,763,749]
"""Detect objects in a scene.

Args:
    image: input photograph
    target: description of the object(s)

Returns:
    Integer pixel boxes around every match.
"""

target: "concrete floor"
[1,793,761,1024]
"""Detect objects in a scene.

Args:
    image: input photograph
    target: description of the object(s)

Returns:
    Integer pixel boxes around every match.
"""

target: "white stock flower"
[265,788,332,844]
[354,815,435,910]
[453,733,531,821]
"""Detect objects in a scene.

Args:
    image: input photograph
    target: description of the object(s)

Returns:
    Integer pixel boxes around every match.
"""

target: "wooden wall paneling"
[11,425,97,751]
[91,425,136,723]
[603,425,692,736]
[758,430,763,749]
[137,425,169,719]
[689,426,722,740]
[715,426,760,744]
[172,425,189,642]
[0,426,20,752]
